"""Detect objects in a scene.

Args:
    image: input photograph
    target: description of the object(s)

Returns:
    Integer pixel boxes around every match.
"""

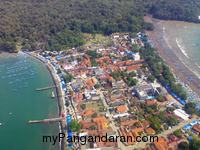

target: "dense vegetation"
[69,120,81,132]
[0,0,145,52]
[189,138,200,150]
[1,0,200,52]
[147,111,179,133]
[184,102,197,115]
[141,41,187,100]
[150,0,200,23]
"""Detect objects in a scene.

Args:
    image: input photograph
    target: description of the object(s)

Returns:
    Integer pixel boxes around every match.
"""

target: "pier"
[36,85,56,91]
[28,117,62,124]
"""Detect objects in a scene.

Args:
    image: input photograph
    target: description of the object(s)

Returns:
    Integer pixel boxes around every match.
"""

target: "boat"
[51,91,55,98]
[0,123,2,126]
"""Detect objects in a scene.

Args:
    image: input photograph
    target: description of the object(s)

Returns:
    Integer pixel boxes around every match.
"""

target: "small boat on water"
[51,91,55,98]
[0,123,2,126]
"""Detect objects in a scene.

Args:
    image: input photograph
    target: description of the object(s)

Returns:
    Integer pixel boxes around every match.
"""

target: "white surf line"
[196,63,200,69]
[175,38,190,58]
[175,38,200,79]
[182,61,200,80]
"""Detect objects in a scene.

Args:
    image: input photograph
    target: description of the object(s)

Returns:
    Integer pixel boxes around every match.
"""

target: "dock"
[28,117,62,124]
[36,85,56,91]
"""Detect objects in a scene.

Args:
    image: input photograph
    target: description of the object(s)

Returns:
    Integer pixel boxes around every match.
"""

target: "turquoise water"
[0,53,59,150]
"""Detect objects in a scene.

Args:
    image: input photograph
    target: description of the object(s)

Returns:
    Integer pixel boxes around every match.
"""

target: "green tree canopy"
[173,129,182,138]
[184,102,196,115]
[69,120,81,132]
[189,138,200,150]
[178,141,189,150]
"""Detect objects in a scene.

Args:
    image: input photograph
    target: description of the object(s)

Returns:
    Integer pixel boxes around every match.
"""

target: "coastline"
[25,52,65,150]
[145,16,200,97]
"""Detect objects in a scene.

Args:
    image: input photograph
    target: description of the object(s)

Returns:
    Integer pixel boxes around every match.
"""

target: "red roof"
[153,137,168,150]
[146,99,157,106]
[82,109,95,117]
[120,120,139,127]
[85,77,97,89]
[116,105,128,113]
[75,92,83,103]
[145,127,156,135]
[126,64,142,72]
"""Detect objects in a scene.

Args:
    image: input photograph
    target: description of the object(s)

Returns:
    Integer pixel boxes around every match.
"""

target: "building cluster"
[35,32,199,150]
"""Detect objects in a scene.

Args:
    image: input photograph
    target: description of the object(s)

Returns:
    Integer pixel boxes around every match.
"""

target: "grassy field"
[85,101,105,113]
[83,33,113,49]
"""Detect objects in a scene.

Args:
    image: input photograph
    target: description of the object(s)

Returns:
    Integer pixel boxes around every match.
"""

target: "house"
[118,128,136,145]
[79,55,91,67]
[120,120,140,127]
[146,99,157,106]
[133,52,140,61]
[92,116,109,131]
[80,120,96,129]
[75,92,84,103]
[142,120,150,128]
[192,124,200,136]
[145,127,156,135]
[116,105,128,114]
[109,93,126,105]
[150,137,168,150]
[112,80,126,89]
[126,64,142,72]
[113,113,130,119]
[173,109,189,121]
[85,77,98,90]
[90,90,100,101]
[82,109,95,117]
[134,84,155,100]
[132,127,143,137]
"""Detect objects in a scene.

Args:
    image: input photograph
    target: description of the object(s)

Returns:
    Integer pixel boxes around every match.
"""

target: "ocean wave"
[196,63,200,69]
[175,38,189,58]
[180,59,200,80]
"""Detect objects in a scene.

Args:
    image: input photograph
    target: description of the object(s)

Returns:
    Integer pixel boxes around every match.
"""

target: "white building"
[173,109,189,121]
[133,52,140,61]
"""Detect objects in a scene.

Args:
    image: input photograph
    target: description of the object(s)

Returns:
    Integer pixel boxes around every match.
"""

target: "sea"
[0,53,59,150]
[159,20,200,79]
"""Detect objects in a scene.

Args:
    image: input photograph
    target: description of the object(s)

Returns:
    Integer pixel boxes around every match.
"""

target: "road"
[100,91,127,150]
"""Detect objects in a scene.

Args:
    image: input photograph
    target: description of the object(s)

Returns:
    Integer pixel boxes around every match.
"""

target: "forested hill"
[0,0,200,52]
[150,0,200,22]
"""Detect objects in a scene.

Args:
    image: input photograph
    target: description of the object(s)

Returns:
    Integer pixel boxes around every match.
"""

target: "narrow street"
[100,92,128,150]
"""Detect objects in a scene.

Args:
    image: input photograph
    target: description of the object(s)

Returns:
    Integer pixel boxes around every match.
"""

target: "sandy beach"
[145,16,200,97]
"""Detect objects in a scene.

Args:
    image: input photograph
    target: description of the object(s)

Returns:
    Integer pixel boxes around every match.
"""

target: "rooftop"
[116,105,128,113]
[152,137,168,150]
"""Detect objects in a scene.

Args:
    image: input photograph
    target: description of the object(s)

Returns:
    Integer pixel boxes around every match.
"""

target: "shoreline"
[145,16,200,97]
[25,52,65,150]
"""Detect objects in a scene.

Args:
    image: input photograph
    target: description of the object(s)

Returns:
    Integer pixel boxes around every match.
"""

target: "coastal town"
[30,32,200,150]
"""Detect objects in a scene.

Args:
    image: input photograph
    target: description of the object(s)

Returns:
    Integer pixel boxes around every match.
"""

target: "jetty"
[36,85,56,91]
[28,117,62,124]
